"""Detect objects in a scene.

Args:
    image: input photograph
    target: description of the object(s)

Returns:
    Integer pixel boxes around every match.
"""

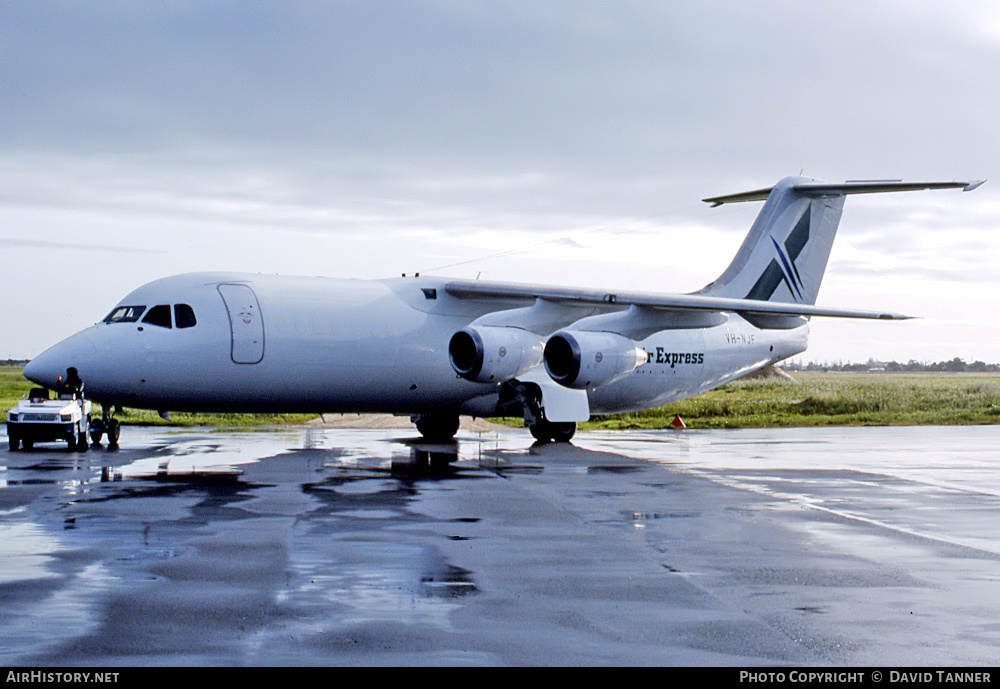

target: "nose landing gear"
[89,406,121,449]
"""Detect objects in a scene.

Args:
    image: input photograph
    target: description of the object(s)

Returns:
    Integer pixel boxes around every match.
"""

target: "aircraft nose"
[24,329,99,388]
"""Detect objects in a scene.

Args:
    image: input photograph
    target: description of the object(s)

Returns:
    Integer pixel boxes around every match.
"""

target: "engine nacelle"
[543,330,647,389]
[448,326,543,384]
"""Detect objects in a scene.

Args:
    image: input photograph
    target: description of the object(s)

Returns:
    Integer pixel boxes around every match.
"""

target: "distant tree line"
[785,357,1000,373]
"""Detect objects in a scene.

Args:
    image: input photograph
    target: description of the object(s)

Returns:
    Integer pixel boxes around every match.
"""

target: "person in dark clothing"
[61,367,84,396]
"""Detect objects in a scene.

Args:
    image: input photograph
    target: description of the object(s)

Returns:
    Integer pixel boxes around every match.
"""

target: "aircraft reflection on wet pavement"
[4,424,1000,666]
[0,427,493,663]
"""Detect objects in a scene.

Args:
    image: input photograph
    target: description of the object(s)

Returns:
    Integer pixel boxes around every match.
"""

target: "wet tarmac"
[1,423,999,666]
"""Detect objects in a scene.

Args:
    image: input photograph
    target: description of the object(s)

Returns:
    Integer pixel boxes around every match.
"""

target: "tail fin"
[697,176,983,305]
[698,176,841,305]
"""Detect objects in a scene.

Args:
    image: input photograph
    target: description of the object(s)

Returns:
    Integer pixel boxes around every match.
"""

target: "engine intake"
[448,326,543,383]
[544,330,647,389]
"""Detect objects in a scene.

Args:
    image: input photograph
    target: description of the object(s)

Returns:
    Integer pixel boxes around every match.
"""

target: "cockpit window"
[175,304,197,328]
[104,305,146,323]
[141,304,172,329]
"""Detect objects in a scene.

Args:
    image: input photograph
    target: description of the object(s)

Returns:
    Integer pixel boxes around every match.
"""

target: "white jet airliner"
[22,176,983,444]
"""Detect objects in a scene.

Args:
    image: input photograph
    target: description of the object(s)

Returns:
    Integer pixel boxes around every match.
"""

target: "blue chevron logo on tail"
[744,207,811,303]
[770,236,804,301]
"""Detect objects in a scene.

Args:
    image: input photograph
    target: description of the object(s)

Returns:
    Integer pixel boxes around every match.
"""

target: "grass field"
[0,365,313,428]
[586,371,1000,429]
[3,365,999,430]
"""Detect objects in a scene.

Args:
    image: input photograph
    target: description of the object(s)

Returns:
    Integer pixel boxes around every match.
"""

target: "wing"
[444,279,910,321]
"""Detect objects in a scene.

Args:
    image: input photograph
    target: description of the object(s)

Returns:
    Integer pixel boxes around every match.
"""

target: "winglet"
[964,180,986,192]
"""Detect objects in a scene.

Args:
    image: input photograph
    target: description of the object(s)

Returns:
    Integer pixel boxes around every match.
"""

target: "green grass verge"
[586,371,1000,429]
[0,365,312,428]
[4,365,999,430]
[1,366,34,413]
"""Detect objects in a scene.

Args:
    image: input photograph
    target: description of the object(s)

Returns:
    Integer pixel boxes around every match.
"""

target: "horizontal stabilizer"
[703,179,984,207]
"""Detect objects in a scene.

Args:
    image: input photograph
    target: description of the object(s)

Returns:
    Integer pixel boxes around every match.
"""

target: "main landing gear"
[499,379,577,444]
[412,413,461,442]
[410,379,579,444]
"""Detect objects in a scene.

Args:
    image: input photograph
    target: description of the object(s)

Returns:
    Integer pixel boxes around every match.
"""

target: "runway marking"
[684,467,1000,558]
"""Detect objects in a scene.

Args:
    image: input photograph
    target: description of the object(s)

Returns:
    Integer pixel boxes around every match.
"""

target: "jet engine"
[543,330,647,389]
[448,326,543,383]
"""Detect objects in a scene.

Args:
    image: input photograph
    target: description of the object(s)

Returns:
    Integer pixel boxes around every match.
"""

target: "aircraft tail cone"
[670,414,687,429]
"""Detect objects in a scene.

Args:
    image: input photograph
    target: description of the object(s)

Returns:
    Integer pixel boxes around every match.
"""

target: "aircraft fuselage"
[24,271,806,419]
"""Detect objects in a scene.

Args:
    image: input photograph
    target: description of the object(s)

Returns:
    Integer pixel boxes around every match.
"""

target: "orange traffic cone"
[670,414,687,429]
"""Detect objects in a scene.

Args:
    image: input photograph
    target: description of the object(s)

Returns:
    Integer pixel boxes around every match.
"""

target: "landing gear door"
[218,284,265,364]
[517,368,590,422]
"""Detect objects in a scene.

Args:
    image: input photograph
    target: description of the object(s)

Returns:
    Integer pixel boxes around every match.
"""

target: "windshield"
[142,304,172,328]
[103,305,146,323]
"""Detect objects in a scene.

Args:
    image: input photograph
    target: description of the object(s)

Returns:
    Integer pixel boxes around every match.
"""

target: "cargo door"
[218,283,265,364]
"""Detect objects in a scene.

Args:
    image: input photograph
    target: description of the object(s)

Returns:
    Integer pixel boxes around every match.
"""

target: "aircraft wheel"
[90,417,105,445]
[550,422,576,443]
[529,423,549,442]
[529,421,576,443]
[414,414,460,441]
[107,419,121,448]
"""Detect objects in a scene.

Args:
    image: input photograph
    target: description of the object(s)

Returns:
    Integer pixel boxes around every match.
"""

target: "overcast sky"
[3,1,999,364]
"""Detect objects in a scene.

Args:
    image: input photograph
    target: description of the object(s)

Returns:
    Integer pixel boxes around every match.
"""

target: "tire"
[529,423,549,442]
[77,431,88,452]
[550,422,576,443]
[414,414,460,441]
[90,417,105,445]
[107,419,121,447]
[529,421,576,443]
[8,434,18,451]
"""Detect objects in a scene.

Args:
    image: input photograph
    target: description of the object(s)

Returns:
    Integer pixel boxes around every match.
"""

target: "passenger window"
[104,305,146,323]
[142,304,172,328]
[175,304,197,329]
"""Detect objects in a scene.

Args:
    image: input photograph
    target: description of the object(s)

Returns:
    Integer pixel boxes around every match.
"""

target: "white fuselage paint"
[24,272,807,419]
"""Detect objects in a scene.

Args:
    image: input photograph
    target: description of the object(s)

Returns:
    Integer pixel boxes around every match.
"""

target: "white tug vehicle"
[7,368,119,451]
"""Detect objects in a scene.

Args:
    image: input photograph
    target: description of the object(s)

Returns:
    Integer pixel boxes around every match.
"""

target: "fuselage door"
[218,283,265,364]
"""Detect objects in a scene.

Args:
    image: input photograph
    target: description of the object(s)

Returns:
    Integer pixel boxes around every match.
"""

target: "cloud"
[0,238,159,254]
[1,1,998,361]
